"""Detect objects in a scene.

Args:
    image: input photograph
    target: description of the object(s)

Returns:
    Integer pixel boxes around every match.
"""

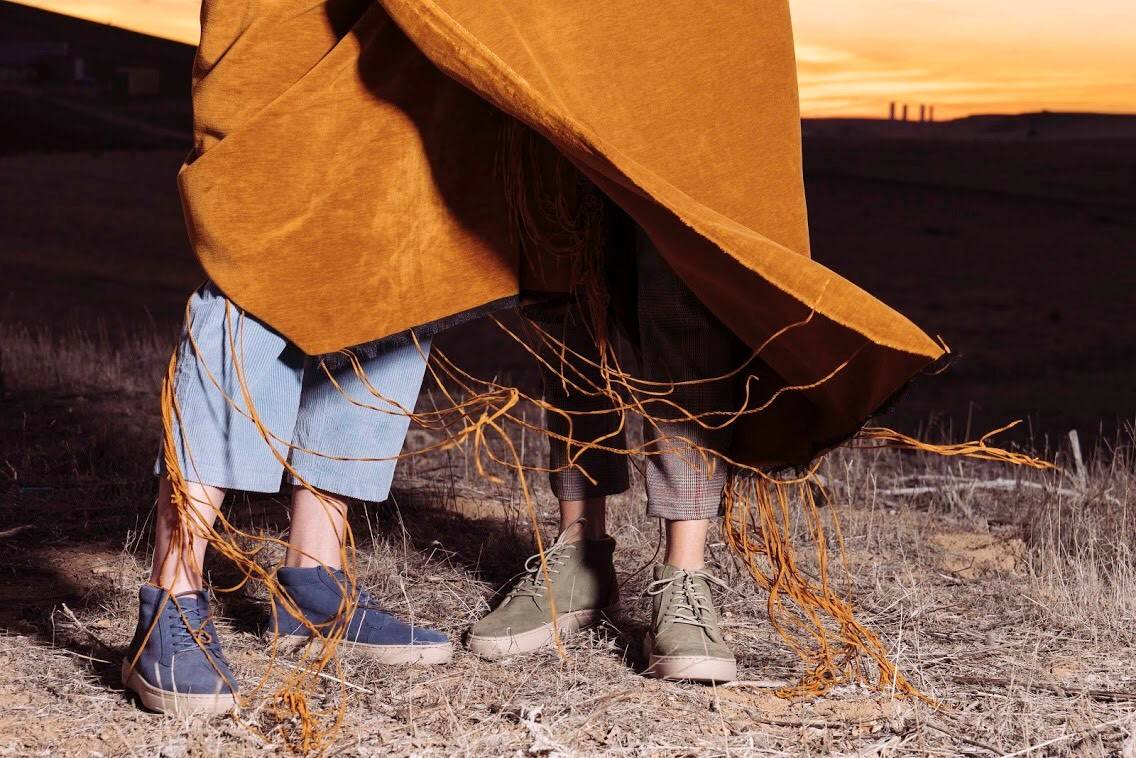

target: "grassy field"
[1,322,1135,755]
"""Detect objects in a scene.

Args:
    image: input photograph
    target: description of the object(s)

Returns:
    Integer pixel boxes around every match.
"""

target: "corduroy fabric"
[161,284,430,502]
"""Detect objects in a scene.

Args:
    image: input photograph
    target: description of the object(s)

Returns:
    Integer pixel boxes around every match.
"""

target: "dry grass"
[1,321,1135,756]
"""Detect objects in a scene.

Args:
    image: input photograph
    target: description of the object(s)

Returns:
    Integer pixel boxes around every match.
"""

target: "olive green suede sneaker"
[467,532,618,658]
[643,564,737,683]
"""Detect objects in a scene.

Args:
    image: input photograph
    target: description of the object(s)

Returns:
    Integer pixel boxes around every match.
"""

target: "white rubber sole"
[271,633,453,665]
[121,661,238,716]
[642,637,737,683]
[466,607,610,659]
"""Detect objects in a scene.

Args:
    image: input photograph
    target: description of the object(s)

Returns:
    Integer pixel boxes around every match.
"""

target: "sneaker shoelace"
[507,541,577,601]
[169,597,224,656]
[646,569,731,631]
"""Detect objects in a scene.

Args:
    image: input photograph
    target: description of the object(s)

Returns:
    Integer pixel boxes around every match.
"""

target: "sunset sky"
[14,0,1136,118]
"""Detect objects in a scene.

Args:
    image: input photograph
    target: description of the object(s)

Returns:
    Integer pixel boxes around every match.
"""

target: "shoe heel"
[122,659,238,715]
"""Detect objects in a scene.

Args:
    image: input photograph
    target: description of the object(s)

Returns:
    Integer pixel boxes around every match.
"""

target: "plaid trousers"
[538,225,740,521]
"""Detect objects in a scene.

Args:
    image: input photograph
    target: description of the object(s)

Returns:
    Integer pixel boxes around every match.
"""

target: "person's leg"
[663,518,709,571]
[559,497,606,542]
[127,284,304,714]
[538,301,630,524]
[283,486,348,569]
[127,478,236,715]
[269,337,451,664]
[277,338,429,588]
[468,302,626,658]
[160,284,303,494]
[286,337,432,502]
[542,300,626,545]
[635,232,736,527]
[634,224,737,530]
[149,478,226,594]
[634,228,740,683]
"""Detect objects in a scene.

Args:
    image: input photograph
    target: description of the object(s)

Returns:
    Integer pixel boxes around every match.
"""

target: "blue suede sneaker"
[270,566,452,665]
[121,584,238,715]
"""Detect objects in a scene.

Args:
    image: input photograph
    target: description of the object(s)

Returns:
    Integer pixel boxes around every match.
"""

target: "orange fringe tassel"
[857,421,1056,470]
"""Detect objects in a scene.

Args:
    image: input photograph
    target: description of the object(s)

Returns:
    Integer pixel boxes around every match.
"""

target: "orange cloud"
[789,0,1136,117]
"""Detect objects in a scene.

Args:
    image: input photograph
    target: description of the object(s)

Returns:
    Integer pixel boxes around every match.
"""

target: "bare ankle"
[149,558,205,595]
[148,575,203,595]
[663,518,709,571]
[284,551,343,570]
[558,520,588,543]
[558,497,607,541]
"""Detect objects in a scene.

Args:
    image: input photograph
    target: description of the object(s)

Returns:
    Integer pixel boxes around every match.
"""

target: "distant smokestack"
[901,104,909,121]
[929,105,935,123]
[919,104,926,122]
[889,101,896,121]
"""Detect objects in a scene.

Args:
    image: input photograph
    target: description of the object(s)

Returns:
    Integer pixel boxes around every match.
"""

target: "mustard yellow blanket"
[179,0,945,471]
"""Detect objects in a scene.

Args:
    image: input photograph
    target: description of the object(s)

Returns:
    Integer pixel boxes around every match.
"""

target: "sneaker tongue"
[172,591,212,623]
[172,589,208,608]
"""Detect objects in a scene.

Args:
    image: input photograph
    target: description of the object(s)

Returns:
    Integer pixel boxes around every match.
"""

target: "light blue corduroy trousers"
[158,284,430,501]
